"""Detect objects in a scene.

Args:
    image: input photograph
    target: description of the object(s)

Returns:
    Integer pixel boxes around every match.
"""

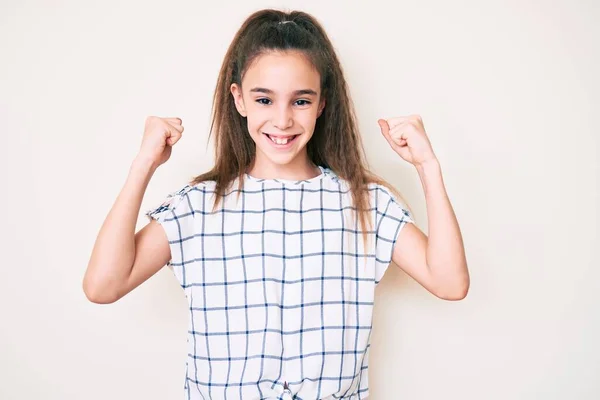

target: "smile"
[263,133,300,146]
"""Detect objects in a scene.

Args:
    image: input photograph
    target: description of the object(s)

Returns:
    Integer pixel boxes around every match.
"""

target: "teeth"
[269,135,293,145]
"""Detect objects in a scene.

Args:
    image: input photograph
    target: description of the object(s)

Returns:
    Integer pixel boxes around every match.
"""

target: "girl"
[84,8,469,400]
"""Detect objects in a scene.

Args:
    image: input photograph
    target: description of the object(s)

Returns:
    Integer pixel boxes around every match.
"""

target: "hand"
[138,116,184,168]
[378,115,437,167]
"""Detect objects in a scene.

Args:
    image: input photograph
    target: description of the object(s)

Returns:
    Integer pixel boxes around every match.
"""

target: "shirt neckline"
[244,165,328,185]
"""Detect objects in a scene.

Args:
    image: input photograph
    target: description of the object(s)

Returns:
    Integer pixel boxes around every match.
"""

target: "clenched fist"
[378,115,436,167]
[138,116,184,168]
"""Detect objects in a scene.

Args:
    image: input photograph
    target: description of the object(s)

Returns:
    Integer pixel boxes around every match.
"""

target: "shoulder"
[321,168,406,207]
[323,168,395,198]
[362,180,414,225]
[146,184,189,221]
[146,179,216,222]
[370,182,397,204]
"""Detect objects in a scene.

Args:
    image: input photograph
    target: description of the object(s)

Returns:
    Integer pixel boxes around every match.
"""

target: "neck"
[247,157,320,181]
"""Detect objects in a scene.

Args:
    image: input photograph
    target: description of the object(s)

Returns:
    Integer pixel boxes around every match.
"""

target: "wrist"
[131,154,158,174]
[415,157,443,191]
[415,157,440,174]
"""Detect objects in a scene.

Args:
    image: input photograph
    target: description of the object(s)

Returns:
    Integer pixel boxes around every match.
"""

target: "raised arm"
[378,115,469,300]
[391,159,469,300]
[83,117,184,304]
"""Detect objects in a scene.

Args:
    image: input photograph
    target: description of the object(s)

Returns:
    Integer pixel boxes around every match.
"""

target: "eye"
[295,99,312,106]
[256,98,272,105]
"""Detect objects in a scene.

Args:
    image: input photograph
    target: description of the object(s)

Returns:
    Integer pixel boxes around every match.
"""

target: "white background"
[1,0,598,399]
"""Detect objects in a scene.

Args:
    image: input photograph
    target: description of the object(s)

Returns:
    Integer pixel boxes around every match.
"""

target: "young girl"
[84,8,469,400]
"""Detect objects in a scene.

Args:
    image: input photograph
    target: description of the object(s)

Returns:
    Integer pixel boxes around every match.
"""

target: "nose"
[272,104,293,130]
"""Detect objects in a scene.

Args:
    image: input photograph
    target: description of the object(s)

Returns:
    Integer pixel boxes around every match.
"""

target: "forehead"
[242,51,321,93]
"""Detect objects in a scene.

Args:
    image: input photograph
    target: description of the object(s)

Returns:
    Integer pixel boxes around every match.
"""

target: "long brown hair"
[191,8,408,246]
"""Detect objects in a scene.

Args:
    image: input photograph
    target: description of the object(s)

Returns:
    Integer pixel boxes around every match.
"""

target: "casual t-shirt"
[146,166,414,400]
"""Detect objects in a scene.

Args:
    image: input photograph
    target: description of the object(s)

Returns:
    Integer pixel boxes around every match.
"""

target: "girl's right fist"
[138,116,184,168]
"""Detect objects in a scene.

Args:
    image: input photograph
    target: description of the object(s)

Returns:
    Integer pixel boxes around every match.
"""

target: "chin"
[264,153,299,166]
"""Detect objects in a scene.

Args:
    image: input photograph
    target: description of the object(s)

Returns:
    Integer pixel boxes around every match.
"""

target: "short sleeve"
[145,184,195,275]
[374,186,415,284]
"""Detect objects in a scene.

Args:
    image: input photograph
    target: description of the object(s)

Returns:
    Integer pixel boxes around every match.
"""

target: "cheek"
[299,111,319,129]
[245,107,269,131]
[244,116,260,133]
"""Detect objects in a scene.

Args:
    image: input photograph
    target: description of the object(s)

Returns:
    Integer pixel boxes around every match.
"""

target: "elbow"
[438,284,469,301]
[433,275,470,301]
[82,273,120,304]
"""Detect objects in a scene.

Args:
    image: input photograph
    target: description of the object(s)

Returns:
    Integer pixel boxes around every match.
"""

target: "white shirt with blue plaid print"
[146,166,414,400]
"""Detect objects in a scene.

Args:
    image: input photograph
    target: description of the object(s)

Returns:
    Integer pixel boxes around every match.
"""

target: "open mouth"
[263,133,300,146]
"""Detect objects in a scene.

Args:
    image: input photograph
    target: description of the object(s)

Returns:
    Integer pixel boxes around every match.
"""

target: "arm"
[392,159,469,300]
[83,116,184,304]
[378,115,469,300]
[83,156,170,304]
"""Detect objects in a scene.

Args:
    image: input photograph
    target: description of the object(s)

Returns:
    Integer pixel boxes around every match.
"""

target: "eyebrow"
[249,87,318,96]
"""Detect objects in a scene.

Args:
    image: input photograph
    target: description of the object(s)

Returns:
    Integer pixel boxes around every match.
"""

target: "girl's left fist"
[378,114,437,167]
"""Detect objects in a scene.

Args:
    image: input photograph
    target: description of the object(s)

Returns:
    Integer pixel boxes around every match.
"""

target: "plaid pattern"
[146,166,413,400]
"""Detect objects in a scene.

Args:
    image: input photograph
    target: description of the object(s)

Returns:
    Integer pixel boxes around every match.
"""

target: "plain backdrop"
[1,0,598,399]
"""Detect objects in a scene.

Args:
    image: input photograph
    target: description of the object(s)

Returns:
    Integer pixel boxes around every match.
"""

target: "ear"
[317,98,326,117]
[230,83,247,117]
